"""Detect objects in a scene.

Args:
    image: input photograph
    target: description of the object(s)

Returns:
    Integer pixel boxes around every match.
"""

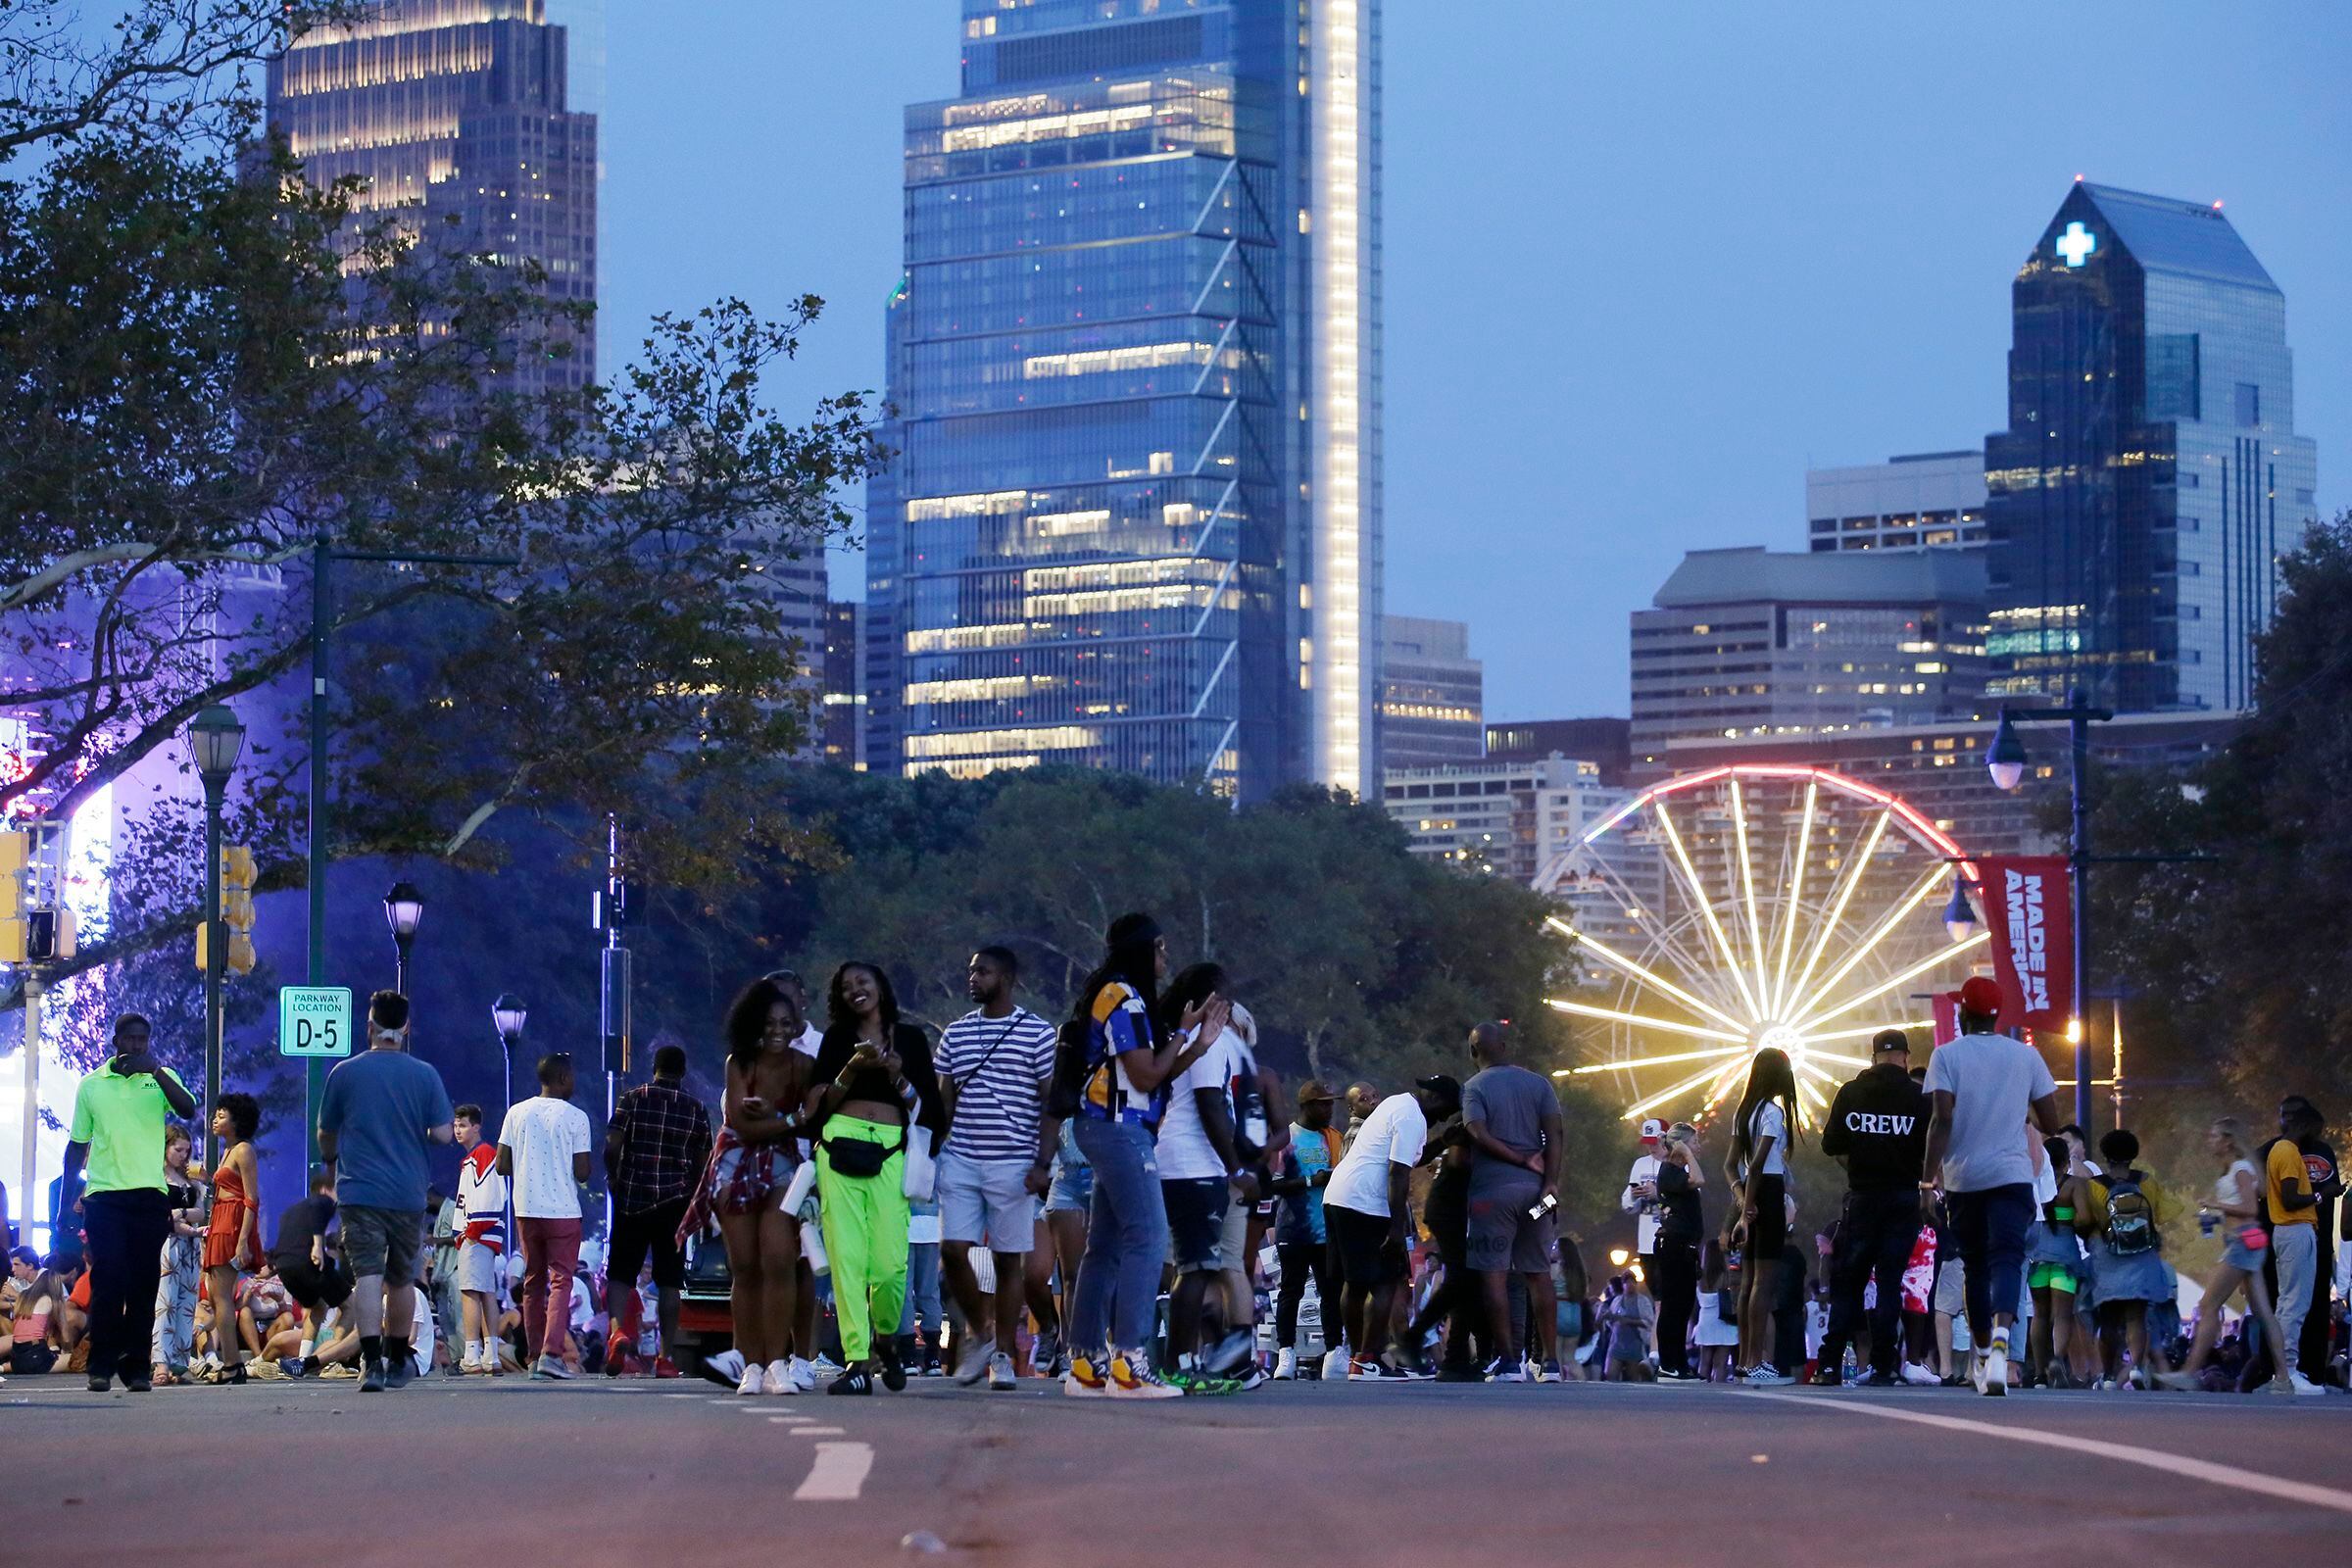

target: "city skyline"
[593,0,2348,727]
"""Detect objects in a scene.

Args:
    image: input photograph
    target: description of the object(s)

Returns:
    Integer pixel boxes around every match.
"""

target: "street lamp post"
[491,993,526,1292]
[1987,687,2114,1127]
[186,705,246,1171]
[382,881,424,996]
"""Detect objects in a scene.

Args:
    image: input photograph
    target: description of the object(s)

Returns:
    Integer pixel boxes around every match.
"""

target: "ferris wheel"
[1533,764,1985,1127]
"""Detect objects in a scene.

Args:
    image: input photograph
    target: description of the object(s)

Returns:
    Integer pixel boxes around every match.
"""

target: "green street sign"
[278,986,353,1059]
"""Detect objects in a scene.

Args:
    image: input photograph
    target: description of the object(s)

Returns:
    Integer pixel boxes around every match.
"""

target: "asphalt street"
[8,1371,2350,1564]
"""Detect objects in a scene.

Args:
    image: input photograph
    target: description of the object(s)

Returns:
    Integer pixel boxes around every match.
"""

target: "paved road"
[9,1372,2350,1564]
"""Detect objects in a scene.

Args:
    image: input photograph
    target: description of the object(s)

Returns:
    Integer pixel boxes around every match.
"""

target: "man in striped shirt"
[937,946,1060,1390]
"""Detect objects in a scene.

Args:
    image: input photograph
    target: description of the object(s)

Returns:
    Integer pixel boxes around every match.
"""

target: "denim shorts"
[1046,1155,1095,1214]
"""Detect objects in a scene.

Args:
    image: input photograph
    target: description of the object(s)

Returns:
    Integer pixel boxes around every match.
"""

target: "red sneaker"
[652,1356,683,1380]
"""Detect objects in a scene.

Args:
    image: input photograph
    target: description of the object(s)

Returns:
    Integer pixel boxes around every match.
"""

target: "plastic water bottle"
[1840,1347,1857,1384]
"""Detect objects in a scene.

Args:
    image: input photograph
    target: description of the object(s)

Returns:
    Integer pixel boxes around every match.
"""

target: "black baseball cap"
[1414,1073,1461,1113]
[1872,1029,1912,1055]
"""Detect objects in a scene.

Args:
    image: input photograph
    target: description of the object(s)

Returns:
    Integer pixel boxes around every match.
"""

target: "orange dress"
[202,1156,263,1272]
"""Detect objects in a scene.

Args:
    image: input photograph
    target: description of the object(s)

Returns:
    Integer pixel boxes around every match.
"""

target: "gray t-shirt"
[1464,1064,1558,1194]
[1922,1031,2055,1194]
[318,1049,454,1212]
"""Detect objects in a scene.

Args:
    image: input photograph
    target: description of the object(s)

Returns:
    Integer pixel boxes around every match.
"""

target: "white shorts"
[937,1151,1035,1252]
[456,1240,500,1295]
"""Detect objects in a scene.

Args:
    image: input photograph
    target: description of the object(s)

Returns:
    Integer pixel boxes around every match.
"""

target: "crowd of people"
[6,938,2345,1404]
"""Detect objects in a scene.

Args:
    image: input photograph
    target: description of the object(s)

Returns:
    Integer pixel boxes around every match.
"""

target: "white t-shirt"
[1743,1101,1788,1179]
[498,1096,592,1219]
[1923,1032,2057,1193]
[1623,1152,1662,1253]
[1153,1035,1238,1182]
[1323,1094,1427,1218]
[793,1023,822,1059]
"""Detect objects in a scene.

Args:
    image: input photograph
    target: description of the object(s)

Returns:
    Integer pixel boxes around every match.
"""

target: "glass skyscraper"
[867,0,1382,800]
[266,0,598,393]
[1984,182,2318,711]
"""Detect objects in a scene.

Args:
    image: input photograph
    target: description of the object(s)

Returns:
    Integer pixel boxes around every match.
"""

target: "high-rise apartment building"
[267,0,598,392]
[1984,182,2318,711]
[1807,452,1988,553]
[1485,717,1632,788]
[866,0,1383,800]
[1380,754,1625,885]
[1630,547,1989,771]
[1380,615,1482,769]
[823,600,867,770]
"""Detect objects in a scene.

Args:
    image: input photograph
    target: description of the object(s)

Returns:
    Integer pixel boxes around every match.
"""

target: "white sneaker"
[458,1348,483,1374]
[787,1356,817,1394]
[2290,1370,2328,1396]
[1899,1361,1940,1387]
[765,1358,796,1396]
[736,1362,765,1396]
[1273,1348,1298,1381]
[1320,1347,1349,1381]
[1975,1344,2008,1396]
[988,1351,1016,1392]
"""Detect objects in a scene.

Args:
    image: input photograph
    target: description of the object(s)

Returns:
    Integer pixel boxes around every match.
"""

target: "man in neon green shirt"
[63,1013,195,1393]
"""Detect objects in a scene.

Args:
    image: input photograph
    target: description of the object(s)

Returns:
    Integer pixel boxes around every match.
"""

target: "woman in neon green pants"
[805,961,946,1396]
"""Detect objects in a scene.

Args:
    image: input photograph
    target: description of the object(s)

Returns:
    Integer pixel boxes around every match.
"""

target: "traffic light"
[0,829,26,963]
[195,846,258,976]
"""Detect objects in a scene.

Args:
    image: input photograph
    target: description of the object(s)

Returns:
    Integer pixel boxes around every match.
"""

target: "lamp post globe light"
[1985,710,2030,793]
[492,992,527,1124]
[184,705,245,1168]
[382,880,424,995]
[1941,872,1981,946]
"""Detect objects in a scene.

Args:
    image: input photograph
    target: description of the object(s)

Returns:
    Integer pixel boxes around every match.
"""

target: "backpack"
[1045,1014,1091,1120]
[2102,1169,2159,1255]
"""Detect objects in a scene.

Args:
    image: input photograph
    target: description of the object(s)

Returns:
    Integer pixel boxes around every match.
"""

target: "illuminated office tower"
[869,0,1383,800]
[1984,182,2318,711]
[266,0,598,392]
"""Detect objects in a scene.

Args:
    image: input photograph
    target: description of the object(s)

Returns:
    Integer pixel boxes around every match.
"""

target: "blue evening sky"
[586,1,2350,722]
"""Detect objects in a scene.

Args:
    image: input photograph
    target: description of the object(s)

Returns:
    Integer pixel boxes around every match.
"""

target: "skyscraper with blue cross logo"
[1984,181,2319,712]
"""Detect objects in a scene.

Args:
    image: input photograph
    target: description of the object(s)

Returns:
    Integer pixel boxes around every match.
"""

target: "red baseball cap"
[1957,976,2004,1017]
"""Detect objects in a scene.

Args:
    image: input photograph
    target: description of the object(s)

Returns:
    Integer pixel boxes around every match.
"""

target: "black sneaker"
[1656,1367,1700,1382]
[360,1358,388,1394]
[1808,1365,1842,1387]
[1857,1369,1901,1388]
[1387,1347,1438,1380]
[878,1342,907,1393]
[828,1368,874,1396]
[384,1357,415,1391]
[86,1373,112,1393]
[1435,1364,1484,1383]
[124,1374,153,1393]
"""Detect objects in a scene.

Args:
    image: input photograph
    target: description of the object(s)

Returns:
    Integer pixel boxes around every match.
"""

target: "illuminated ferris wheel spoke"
[1697,1054,1752,1115]
[1545,999,1749,1045]
[1767,780,1819,1019]
[1620,1057,1750,1122]
[1544,917,1750,1035]
[1729,780,1772,1010]
[1793,861,1953,1026]
[1653,801,1765,1022]
[1564,1044,1745,1076]
[1783,807,1893,1014]
[1571,853,1745,1016]
[1791,1020,1932,1045]
[1790,930,1990,1034]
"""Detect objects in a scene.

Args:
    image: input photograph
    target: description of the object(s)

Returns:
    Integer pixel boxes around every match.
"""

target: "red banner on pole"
[1980,855,2072,1038]
[1932,992,1961,1047]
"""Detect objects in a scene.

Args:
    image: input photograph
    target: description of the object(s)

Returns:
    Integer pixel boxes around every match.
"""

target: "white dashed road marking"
[1747,1393,2352,1517]
[793,1442,874,1500]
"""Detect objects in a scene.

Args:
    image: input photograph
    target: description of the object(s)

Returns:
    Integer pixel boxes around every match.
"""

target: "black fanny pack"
[822,1123,907,1179]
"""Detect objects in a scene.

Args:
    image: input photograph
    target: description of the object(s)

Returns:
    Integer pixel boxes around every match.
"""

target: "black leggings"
[1651,1241,1700,1375]
[1275,1242,1339,1349]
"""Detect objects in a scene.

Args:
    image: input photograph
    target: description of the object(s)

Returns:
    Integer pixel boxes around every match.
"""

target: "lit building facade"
[1807,451,1988,553]
[867,0,1383,800]
[823,600,867,769]
[1381,754,1626,885]
[1631,547,1989,771]
[1380,615,1481,769]
[1486,716,1631,788]
[266,0,598,392]
[1984,182,2318,711]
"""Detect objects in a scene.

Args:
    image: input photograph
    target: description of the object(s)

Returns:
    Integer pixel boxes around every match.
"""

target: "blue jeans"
[898,1242,943,1339]
[1068,1119,1165,1353]
[1945,1183,2034,1345]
